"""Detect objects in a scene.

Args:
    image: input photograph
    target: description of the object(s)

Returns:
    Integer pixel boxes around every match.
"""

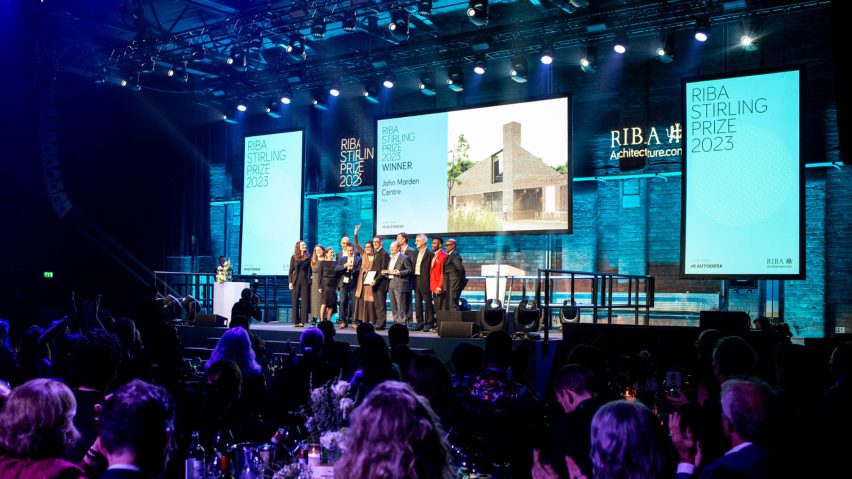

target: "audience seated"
[98,379,175,479]
[0,319,16,382]
[335,381,455,479]
[0,378,86,479]
[269,327,338,416]
[350,332,400,404]
[673,378,780,479]
[407,353,462,434]
[64,329,122,463]
[547,364,604,478]
[317,320,354,378]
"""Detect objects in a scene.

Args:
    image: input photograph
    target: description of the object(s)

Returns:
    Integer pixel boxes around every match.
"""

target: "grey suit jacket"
[387,253,412,291]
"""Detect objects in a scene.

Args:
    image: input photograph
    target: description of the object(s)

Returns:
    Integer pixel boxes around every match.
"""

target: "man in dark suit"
[443,239,467,311]
[369,235,391,329]
[98,379,175,479]
[672,378,780,479]
[337,242,361,329]
[411,234,435,331]
[386,241,413,326]
[397,232,418,325]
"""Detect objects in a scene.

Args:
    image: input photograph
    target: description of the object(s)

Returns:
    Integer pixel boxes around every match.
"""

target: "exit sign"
[43,271,54,279]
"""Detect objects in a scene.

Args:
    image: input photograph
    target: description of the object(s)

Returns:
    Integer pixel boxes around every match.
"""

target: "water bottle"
[185,430,206,479]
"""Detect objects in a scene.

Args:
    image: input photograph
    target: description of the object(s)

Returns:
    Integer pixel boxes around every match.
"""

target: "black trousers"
[414,278,434,324]
[373,283,388,327]
[433,291,448,312]
[339,284,355,324]
[446,276,463,311]
[291,278,310,324]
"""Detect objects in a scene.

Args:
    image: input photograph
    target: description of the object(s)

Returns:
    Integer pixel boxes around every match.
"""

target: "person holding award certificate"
[353,225,377,327]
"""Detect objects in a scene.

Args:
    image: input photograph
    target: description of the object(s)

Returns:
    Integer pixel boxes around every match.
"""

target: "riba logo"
[610,124,682,161]
[766,258,793,268]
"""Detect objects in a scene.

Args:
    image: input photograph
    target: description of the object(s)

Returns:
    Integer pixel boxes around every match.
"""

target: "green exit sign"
[43,271,54,279]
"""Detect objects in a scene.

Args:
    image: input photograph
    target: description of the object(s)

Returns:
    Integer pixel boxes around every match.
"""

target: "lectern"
[213,281,250,324]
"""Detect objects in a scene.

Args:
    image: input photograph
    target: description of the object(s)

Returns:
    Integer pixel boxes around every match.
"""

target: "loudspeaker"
[436,310,478,324]
[438,321,475,338]
[699,311,750,336]
[195,314,227,327]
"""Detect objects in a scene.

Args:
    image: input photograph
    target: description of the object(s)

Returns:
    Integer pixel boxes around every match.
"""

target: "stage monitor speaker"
[699,311,750,336]
[195,314,227,327]
[438,321,475,338]
[436,310,478,324]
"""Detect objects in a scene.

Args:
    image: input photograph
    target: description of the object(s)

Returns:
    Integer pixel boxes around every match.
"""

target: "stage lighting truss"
[467,0,488,27]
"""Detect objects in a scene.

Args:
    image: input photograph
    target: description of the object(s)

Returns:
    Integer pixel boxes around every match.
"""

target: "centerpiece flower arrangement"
[304,378,354,462]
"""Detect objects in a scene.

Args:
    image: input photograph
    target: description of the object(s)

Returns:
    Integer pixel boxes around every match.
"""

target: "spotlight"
[312,91,329,111]
[166,65,175,77]
[311,17,326,39]
[226,55,235,65]
[447,66,464,92]
[515,299,541,333]
[120,78,128,87]
[473,57,487,75]
[419,72,436,96]
[568,0,589,7]
[510,55,527,83]
[266,101,282,118]
[236,102,248,112]
[467,0,488,27]
[418,0,432,16]
[363,82,380,103]
[740,34,758,51]
[342,12,358,32]
[286,35,306,60]
[580,46,597,73]
[223,114,238,124]
[613,31,628,54]
[478,298,506,332]
[656,35,674,63]
[329,82,341,97]
[559,299,579,324]
[694,17,710,42]
[382,72,395,89]
[280,92,292,105]
[389,10,410,39]
[540,48,554,65]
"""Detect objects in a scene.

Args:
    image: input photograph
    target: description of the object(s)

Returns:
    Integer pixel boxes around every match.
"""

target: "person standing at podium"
[289,240,311,327]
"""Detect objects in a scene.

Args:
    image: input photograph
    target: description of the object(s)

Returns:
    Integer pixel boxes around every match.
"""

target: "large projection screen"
[375,97,571,236]
[240,130,304,275]
[681,69,804,279]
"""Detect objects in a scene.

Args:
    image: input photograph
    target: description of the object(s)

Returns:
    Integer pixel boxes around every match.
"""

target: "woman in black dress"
[288,240,311,327]
[319,247,340,322]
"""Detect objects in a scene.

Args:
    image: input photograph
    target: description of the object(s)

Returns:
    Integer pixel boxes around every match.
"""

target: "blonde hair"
[335,381,454,479]
[0,378,81,458]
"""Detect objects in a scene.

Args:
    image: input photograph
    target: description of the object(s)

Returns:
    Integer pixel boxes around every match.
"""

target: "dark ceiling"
[27,0,825,108]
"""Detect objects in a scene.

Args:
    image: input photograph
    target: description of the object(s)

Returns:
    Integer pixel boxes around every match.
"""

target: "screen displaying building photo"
[375,97,570,235]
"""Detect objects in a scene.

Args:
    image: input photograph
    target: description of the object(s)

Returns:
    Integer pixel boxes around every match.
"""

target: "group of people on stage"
[288,226,467,331]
